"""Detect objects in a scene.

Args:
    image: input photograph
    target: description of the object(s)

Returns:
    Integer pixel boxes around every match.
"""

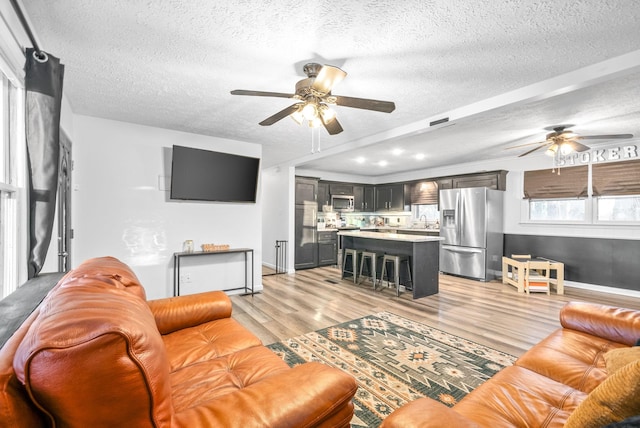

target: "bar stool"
[380,254,412,296]
[359,251,381,289]
[341,248,361,283]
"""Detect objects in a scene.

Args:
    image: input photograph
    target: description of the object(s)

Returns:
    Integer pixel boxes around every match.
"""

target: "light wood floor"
[231,266,640,357]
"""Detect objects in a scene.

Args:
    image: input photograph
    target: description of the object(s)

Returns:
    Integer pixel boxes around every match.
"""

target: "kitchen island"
[338,230,444,299]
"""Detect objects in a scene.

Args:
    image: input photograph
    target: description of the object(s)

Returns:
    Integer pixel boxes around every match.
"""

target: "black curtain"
[25,48,65,278]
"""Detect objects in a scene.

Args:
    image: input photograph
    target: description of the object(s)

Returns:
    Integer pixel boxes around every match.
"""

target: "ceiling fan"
[230,63,396,135]
[507,125,633,157]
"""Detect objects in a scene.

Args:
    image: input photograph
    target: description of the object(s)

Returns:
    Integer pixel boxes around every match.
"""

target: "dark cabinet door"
[318,241,337,266]
[375,185,404,210]
[363,186,375,211]
[317,182,330,210]
[295,177,317,204]
[353,185,364,211]
[452,171,507,190]
[329,183,354,195]
[375,186,391,210]
[389,184,404,210]
[294,205,317,269]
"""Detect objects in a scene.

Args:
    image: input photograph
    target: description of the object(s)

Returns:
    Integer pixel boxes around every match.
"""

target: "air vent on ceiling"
[429,117,449,127]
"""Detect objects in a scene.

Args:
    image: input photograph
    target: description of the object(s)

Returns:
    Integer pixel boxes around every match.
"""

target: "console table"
[173,248,254,296]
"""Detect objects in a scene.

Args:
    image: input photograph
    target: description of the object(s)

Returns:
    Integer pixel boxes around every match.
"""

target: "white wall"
[71,115,262,299]
[261,166,292,271]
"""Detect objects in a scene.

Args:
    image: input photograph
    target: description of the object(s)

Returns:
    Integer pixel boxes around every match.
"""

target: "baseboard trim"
[564,280,640,299]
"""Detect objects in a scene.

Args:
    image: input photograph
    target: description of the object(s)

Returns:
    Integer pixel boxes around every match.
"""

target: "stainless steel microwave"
[331,195,354,212]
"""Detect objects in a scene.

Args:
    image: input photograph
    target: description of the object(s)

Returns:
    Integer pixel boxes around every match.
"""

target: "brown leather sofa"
[0,256,357,427]
[380,301,640,428]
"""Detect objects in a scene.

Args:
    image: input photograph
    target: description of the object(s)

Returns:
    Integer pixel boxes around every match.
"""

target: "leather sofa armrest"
[147,291,232,334]
[173,362,357,427]
[560,302,640,346]
[380,397,480,428]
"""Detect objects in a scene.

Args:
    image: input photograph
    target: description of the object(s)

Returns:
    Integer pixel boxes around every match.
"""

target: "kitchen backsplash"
[318,211,413,228]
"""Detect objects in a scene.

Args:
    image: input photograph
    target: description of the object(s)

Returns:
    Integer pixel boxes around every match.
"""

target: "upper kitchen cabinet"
[363,186,375,211]
[317,182,330,210]
[295,177,318,204]
[329,183,354,195]
[445,170,508,190]
[353,185,364,211]
[375,184,405,211]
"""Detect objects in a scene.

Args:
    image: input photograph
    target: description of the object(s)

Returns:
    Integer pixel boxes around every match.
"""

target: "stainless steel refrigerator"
[439,188,504,281]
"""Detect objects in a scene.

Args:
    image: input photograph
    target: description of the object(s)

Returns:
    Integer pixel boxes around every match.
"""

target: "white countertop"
[337,230,444,243]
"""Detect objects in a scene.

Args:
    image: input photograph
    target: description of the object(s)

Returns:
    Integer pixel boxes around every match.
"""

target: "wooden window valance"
[523,165,588,199]
[592,159,640,196]
[408,181,438,205]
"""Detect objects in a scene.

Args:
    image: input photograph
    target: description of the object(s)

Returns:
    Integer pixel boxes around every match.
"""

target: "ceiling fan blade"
[311,65,347,95]
[519,143,549,157]
[259,103,301,126]
[321,115,343,135]
[333,95,396,113]
[504,140,547,150]
[577,134,633,140]
[566,140,590,152]
[231,89,295,98]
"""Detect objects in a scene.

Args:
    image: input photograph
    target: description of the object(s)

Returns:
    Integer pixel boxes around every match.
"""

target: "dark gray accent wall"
[504,234,640,292]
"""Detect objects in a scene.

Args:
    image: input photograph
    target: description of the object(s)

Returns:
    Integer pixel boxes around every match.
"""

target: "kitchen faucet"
[419,215,427,227]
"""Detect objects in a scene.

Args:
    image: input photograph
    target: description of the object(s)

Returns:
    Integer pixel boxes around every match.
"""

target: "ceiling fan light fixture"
[319,104,336,123]
[290,108,304,125]
[301,102,318,121]
[545,144,558,157]
[309,116,322,128]
[560,142,573,155]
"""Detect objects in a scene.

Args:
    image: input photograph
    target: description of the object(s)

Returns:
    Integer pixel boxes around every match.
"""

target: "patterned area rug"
[267,311,516,427]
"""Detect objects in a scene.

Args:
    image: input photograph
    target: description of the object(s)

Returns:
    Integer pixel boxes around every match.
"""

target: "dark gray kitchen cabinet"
[294,204,317,269]
[295,177,317,204]
[452,170,507,190]
[317,231,338,266]
[353,185,364,211]
[317,182,330,210]
[329,183,354,195]
[363,186,375,211]
[375,184,404,211]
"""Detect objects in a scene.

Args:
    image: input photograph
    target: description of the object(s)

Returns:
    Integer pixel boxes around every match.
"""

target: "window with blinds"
[523,166,589,199]
[592,159,640,222]
[524,166,588,222]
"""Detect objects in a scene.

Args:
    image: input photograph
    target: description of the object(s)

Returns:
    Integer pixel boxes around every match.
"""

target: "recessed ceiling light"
[355,156,366,163]
[378,160,388,167]
[415,153,425,160]
[392,148,404,156]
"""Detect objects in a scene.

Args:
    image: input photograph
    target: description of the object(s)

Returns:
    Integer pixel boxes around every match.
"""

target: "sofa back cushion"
[560,302,640,346]
[13,280,174,427]
[57,255,147,300]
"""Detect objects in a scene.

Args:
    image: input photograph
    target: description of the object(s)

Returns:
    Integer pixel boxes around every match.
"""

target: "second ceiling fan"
[507,125,633,157]
[231,63,396,135]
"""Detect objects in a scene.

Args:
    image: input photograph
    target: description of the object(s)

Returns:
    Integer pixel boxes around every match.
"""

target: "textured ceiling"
[21,0,640,176]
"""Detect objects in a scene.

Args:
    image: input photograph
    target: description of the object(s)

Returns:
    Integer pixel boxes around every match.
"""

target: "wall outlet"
[180,273,192,283]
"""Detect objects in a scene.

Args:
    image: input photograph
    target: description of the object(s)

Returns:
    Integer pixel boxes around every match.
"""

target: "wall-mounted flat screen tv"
[170,145,260,202]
